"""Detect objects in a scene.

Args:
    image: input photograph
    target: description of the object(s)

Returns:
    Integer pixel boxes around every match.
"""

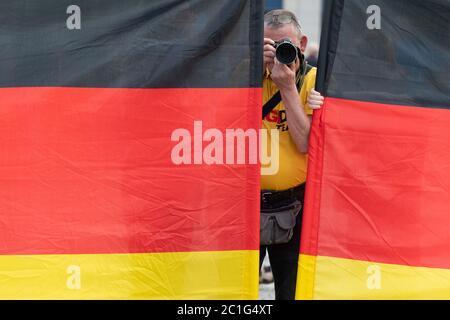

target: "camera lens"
[276,41,298,65]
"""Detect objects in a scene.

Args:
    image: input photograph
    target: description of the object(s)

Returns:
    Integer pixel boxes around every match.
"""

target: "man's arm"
[271,59,323,153]
[280,84,311,153]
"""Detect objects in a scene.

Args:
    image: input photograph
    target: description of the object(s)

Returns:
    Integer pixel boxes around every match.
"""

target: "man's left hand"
[270,58,297,92]
[307,89,324,110]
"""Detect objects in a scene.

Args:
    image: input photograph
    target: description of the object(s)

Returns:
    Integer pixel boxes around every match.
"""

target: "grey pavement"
[259,253,275,300]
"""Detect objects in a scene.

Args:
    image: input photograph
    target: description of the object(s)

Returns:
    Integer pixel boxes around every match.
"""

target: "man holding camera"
[260,9,323,300]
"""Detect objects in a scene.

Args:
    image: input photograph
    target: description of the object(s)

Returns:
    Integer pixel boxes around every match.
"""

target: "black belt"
[261,184,305,209]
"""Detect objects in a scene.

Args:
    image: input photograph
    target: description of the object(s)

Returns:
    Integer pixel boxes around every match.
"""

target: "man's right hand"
[264,38,276,72]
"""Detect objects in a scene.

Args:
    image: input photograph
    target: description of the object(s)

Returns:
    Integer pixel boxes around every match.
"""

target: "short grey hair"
[264,9,303,38]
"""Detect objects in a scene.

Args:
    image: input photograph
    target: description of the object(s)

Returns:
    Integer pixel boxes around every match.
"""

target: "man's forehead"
[264,24,300,41]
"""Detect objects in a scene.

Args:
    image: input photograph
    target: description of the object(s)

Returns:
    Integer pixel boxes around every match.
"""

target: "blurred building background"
[265,0,323,46]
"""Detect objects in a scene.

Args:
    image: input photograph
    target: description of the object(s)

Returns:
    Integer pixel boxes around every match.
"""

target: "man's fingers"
[264,44,276,53]
[308,97,324,103]
[274,58,288,69]
[264,38,275,46]
[308,93,324,102]
[287,63,296,72]
[308,100,324,107]
[310,88,324,97]
[309,89,325,101]
[264,54,274,67]
[264,51,275,58]
[309,95,324,101]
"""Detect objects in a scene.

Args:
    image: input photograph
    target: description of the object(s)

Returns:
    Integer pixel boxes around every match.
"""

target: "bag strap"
[262,63,313,120]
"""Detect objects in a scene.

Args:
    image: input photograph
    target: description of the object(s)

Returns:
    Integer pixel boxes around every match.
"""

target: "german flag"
[297,0,450,299]
[0,0,262,299]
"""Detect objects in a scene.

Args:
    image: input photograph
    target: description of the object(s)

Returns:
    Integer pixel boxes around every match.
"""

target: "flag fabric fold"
[297,0,450,299]
[0,0,263,299]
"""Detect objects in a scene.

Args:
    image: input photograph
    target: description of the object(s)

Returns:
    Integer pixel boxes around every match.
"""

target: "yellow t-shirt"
[261,67,317,191]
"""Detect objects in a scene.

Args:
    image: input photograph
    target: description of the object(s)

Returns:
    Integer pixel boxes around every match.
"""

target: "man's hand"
[306,89,324,110]
[263,38,276,72]
[270,58,297,92]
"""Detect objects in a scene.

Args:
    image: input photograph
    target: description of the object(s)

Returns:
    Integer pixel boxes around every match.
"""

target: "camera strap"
[262,62,313,120]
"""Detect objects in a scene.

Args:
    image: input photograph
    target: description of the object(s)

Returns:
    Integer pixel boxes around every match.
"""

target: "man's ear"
[300,35,308,53]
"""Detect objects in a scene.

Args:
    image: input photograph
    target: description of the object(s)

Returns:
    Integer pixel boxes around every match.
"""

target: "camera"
[274,39,300,65]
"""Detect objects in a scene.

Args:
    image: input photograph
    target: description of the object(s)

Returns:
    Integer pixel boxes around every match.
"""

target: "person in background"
[305,43,320,67]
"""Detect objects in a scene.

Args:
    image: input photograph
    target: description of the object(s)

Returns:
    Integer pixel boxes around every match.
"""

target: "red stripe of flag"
[0,87,260,255]
[302,97,450,268]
